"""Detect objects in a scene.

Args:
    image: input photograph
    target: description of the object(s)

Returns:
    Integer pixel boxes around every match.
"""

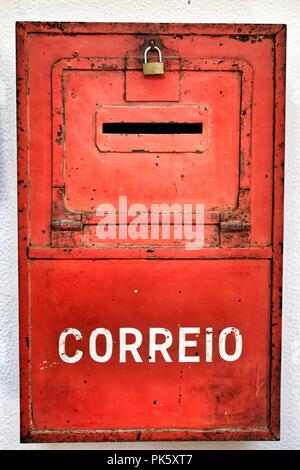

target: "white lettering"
[89,328,113,362]
[179,327,200,362]
[58,328,83,364]
[119,328,143,363]
[149,328,173,362]
[206,327,213,362]
[57,326,243,364]
[219,327,243,362]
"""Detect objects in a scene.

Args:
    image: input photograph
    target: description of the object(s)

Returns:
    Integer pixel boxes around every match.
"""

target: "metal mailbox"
[17,22,286,442]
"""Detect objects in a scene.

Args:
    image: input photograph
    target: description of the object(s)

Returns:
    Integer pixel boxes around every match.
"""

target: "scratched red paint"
[17,22,286,442]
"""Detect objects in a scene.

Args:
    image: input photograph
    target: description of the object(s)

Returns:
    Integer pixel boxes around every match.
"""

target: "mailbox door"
[17,22,285,442]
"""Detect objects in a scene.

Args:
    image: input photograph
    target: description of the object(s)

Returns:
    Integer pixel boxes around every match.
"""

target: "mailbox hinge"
[220,220,251,232]
[52,219,82,231]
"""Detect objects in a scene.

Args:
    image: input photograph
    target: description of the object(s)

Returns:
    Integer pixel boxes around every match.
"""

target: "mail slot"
[96,105,209,153]
[17,22,286,442]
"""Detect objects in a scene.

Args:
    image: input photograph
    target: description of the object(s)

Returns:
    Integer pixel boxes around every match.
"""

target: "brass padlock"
[143,45,164,75]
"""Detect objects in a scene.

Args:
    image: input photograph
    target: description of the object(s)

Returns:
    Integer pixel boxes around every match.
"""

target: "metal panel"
[30,260,270,431]
[16,22,286,442]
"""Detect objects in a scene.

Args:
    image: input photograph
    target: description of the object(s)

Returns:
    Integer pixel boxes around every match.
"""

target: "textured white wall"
[0,0,299,451]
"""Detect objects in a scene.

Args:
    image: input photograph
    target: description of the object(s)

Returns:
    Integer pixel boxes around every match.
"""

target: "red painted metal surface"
[17,22,286,442]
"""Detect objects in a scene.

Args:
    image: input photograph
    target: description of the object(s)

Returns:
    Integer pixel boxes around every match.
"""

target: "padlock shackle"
[144,45,162,63]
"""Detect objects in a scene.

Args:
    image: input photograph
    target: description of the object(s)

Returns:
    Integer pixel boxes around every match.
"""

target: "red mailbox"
[17,22,286,442]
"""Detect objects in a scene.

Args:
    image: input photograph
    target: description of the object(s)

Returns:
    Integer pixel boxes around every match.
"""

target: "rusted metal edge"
[22,428,277,443]
[268,24,286,441]
[16,22,31,441]
[28,247,272,260]
[16,22,286,36]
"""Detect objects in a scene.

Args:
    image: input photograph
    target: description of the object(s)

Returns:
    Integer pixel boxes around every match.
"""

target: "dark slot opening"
[102,122,203,134]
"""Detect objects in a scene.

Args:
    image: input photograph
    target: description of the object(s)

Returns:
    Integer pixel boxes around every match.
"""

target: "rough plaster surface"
[0,0,299,450]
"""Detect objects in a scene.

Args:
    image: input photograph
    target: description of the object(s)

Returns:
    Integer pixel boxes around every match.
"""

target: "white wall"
[0,0,299,450]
